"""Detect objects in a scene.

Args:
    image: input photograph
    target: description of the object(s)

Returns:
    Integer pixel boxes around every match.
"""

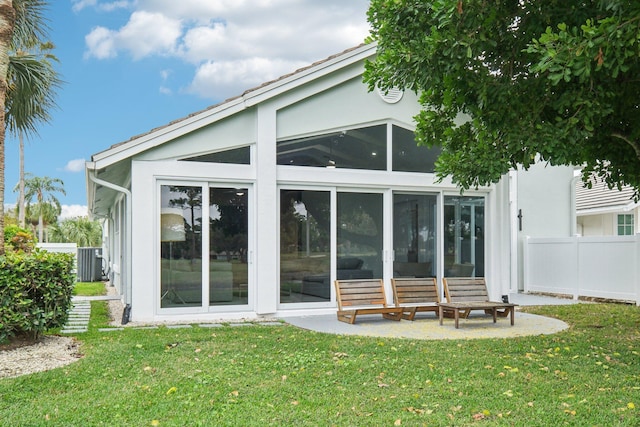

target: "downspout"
[87,169,133,316]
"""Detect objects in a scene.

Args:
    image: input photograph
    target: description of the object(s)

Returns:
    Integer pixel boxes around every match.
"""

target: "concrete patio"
[285,293,580,340]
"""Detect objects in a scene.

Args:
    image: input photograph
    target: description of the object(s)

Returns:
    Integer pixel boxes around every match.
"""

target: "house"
[575,180,638,236]
[86,43,574,323]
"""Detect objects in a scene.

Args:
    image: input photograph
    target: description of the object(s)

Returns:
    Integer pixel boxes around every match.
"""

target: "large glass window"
[209,188,249,305]
[182,147,250,164]
[444,195,485,277]
[393,194,437,278]
[392,125,440,173]
[280,190,331,303]
[160,185,203,308]
[277,125,386,170]
[337,192,383,279]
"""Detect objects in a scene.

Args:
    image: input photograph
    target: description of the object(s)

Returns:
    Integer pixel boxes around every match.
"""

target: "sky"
[5,0,371,219]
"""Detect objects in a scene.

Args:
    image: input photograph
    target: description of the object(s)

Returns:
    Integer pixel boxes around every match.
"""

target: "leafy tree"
[0,0,54,255]
[364,0,640,196]
[48,216,102,247]
[23,173,64,242]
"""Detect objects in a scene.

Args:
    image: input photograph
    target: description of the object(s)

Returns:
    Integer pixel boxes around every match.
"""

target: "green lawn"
[73,281,107,296]
[1,301,638,426]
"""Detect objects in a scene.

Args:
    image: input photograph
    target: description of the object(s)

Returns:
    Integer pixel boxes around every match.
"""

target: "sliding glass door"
[393,193,437,278]
[277,189,486,306]
[280,190,331,303]
[337,192,383,280]
[160,184,250,309]
[209,187,248,306]
[444,195,485,277]
[160,185,203,308]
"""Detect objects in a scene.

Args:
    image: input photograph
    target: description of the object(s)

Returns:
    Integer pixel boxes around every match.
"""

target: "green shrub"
[4,225,36,253]
[0,250,75,343]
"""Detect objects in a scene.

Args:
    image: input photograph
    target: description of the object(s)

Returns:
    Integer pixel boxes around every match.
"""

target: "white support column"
[487,175,512,300]
[254,104,278,315]
[508,171,519,293]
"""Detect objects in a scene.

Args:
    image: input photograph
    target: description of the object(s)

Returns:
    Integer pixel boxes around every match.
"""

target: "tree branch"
[612,132,640,160]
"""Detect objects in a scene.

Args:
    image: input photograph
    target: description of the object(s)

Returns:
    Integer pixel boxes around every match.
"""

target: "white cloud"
[117,11,182,59]
[83,0,371,100]
[99,1,131,12]
[188,58,307,100]
[73,0,132,13]
[65,158,86,172]
[85,11,182,60]
[60,205,89,220]
[72,0,97,13]
[85,26,117,59]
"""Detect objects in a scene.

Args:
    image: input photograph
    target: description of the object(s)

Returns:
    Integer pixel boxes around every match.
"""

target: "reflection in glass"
[392,126,441,173]
[277,125,386,170]
[209,188,248,305]
[182,147,250,164]
[444,196,485,277]
[160,185,203,308]
[337,193,383,280]
[280,190,331,303]
[393,194,437,278]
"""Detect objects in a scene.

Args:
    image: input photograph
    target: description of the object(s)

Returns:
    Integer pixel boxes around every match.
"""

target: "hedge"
[0,250,75,343]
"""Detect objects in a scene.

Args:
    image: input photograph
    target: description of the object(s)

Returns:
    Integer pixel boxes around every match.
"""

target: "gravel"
[0,336,81,379]
[0,286,123,379]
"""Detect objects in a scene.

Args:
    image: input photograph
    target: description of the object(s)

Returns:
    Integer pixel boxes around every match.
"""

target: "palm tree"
[0,0,52,255]
[23,173,64,242]
[48,217,102,247]
[24,198,57,240]
[8,41,61,227]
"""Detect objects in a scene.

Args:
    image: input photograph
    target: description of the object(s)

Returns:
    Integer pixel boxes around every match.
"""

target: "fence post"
[572,236,580,300]
[522,236,530,293]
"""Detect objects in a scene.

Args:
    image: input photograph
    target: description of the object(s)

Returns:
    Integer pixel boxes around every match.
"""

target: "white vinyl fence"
[524,235,639,305]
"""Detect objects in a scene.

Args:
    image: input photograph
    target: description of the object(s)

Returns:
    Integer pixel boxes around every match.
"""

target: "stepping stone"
[61,328,88,334]
[197,323,223,328]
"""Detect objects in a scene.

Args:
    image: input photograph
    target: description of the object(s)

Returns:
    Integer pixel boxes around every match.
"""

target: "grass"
[1,295,639,426]
[73,281,107,296]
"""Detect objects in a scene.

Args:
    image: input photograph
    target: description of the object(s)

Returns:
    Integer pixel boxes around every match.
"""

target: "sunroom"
[87,43,571,323]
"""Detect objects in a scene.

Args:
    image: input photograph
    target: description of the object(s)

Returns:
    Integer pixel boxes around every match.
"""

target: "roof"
[86,42,377,217]
[575,179,637,214]
[88,43,374,169]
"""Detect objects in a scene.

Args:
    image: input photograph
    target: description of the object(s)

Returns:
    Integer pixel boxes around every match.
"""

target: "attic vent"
[376,87,404,104]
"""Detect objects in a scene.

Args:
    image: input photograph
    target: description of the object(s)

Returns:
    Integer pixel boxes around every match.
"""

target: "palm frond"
[11,0,49,51]
[6,52,62,137]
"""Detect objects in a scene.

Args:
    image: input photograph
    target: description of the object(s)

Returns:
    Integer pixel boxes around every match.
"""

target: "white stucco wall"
[277,76,420,139]
[515,162,575,290]
[517,162,574,238]
[136,109,256,161]
[578,214,614,236]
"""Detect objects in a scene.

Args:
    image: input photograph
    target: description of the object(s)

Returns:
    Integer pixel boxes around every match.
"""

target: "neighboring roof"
[575,179,637,214]
[88,43,374,170]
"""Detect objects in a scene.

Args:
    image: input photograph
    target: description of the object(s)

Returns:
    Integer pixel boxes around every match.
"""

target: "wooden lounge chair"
[334,279,404,324]
[391,277,440,320]
[439,277,518,328]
